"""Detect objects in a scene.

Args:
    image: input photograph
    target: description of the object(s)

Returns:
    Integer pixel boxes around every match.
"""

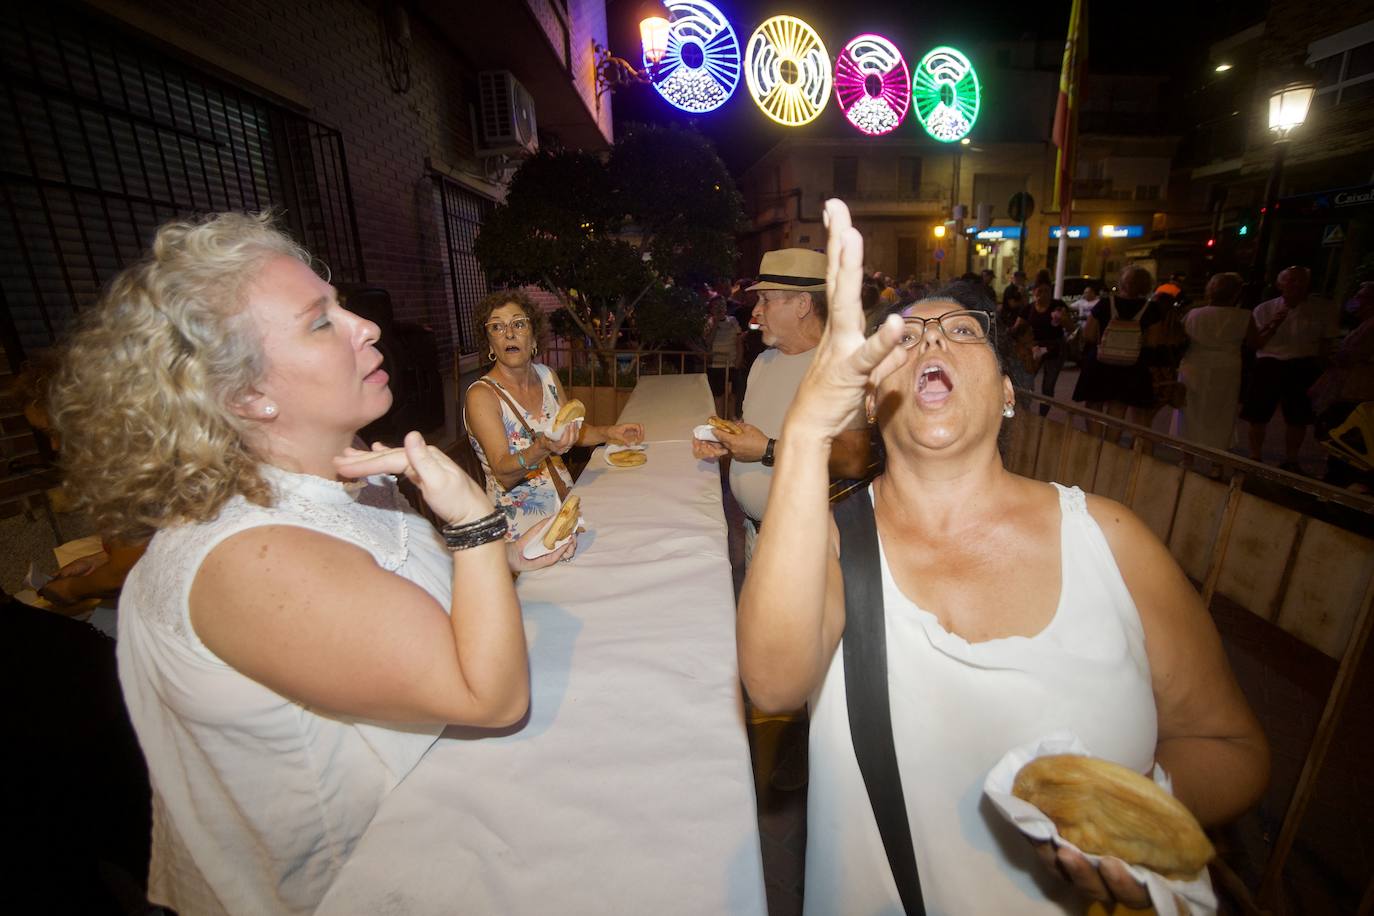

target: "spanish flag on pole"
[1051,0,1086,228]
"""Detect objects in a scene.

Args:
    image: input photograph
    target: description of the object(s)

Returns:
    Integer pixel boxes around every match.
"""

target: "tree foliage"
[474,123,744,351]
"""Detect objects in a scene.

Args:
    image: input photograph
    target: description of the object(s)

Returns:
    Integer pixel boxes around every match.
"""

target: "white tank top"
[805,483,1159,915]
[117,467,453,915]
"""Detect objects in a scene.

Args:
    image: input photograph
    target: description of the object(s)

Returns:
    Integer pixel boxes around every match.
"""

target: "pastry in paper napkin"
[983,732,1218,916]
[521,514,587,560]
[548,399,586,441]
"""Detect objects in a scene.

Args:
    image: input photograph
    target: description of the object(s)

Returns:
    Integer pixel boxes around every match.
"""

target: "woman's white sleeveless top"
[117,467,453,915]
[805,483,1158,915]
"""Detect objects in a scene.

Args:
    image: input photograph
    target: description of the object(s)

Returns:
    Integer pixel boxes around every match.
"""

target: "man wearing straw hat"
[694,247,874,561]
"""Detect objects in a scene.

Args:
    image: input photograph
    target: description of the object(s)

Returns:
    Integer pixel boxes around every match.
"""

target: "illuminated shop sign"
[1049,226,1091,239]
[1099,224,1144,238]
[966,226,1021,240]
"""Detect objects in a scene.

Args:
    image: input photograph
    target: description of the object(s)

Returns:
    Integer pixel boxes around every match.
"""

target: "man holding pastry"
[692,248,872,563]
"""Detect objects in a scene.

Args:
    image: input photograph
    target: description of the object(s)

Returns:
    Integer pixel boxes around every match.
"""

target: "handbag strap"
[476,375,570,502]
[833,488,926,916]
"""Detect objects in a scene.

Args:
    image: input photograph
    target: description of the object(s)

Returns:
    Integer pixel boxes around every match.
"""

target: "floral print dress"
[465,363,574,540]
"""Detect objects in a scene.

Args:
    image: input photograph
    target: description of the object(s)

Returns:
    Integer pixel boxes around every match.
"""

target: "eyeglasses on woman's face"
[898,309,993,349]
[485,317,531,336]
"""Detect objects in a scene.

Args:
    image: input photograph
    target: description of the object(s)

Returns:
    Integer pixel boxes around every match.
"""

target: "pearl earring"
[263,404,277,417]
[1002,402,1015,418]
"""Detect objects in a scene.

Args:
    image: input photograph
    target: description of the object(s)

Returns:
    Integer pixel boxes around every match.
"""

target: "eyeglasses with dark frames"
[897,309,994,349]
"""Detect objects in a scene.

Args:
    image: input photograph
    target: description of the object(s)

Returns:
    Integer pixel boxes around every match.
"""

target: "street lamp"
[639,17,670,65]
[932,224,947,239]
[593,8,674,107]
[1249,76,1316,301]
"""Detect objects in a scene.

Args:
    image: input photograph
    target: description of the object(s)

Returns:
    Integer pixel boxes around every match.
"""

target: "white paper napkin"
[548,416,585,441]
[692,424,720,443]
[983,732,1217,916]
[521,515,587,560]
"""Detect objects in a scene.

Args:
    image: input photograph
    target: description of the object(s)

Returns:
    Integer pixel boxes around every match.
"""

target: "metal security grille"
[0,7,365,371]
[435,174,492,355]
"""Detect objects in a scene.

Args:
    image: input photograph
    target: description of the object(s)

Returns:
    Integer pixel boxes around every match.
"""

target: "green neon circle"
[912,46,980,142]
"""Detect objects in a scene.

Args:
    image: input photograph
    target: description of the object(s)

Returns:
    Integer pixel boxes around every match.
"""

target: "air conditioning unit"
[478,70,538,156]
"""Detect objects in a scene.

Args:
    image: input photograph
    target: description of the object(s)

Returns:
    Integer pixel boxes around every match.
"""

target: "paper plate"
[521,515,587,560]
[692,424,720,443]
[603,443,648,468]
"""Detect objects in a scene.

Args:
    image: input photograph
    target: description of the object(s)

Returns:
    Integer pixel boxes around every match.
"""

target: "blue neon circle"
[647,0,740,113]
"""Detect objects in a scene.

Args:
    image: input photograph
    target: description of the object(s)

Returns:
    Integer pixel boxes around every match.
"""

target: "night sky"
[603,0,1265,176]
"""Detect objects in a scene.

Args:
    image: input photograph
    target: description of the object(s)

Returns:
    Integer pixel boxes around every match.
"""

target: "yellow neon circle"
[744,15,831,126]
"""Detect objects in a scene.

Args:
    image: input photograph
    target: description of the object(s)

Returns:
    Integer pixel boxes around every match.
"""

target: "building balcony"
[819,185,949,217]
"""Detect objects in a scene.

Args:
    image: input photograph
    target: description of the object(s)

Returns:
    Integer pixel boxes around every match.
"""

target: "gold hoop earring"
[487,348,496,362]
[532,341,539,357]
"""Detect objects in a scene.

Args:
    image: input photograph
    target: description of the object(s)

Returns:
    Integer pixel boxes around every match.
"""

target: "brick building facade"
[2,0,611,397]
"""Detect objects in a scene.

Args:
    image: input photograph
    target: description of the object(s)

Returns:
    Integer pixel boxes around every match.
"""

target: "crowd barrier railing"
[1013,391,1373,912]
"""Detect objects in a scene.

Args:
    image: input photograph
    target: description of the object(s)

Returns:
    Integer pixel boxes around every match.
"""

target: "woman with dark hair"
[464,289,643,538]
[738,200,1268,914]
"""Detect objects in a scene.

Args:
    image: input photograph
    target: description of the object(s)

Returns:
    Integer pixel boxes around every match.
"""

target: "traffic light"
[1238,224,1249,236]
[1206,237,1216,248]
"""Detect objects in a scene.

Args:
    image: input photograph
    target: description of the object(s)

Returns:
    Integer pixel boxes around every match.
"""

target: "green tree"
[474,123,744,353]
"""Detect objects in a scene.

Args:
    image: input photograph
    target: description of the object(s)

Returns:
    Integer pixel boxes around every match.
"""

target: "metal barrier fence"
[1013,391,1373,911]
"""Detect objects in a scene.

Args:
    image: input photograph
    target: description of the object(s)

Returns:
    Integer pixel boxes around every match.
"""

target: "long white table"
[317,374,767,915]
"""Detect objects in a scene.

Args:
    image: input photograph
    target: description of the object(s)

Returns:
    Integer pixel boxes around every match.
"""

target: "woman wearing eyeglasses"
[465,290,644,538]
[737,201,1268,914]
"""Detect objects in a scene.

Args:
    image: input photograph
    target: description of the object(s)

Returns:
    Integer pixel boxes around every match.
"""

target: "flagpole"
[1053,226,1069,299]
[1051,0,1085,301]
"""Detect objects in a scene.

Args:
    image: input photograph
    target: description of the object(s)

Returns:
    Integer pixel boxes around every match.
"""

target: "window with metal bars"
[0,6,366,372]
[434,174,493,356]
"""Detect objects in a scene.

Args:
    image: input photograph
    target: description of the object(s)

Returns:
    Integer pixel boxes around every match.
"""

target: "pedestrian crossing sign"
[1322,224,1346,246]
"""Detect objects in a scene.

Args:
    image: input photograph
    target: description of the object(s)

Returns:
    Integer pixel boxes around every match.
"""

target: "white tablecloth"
[317,374,766,915]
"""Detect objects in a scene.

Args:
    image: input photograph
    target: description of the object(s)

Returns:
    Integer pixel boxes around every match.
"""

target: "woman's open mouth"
[916,364,953,404]
[504,344,522,355]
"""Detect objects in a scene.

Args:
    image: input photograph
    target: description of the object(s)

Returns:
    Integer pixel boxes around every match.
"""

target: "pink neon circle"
[834,34,910,136]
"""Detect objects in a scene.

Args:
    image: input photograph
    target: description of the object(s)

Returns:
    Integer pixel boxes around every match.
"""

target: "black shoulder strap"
[833,489,926,915]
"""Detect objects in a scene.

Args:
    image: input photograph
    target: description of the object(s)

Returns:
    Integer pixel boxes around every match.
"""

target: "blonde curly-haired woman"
[50,212,570,915]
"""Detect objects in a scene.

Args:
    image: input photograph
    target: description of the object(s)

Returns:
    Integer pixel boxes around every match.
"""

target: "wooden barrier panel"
[1005,411,1042,478]
[1275,520,1374,658]
[1059,427,1103,492]
[1091,440,1134,504]
[1126,453,1185,543]
[1168,473,1230,583]
[1215,495,1303,622]
[1033,417,1066,483]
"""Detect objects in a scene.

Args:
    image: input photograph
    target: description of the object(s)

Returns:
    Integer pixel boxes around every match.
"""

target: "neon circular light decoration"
[834,33,910,136]
[744,15,831,126]
[648,0,740,113]
[912,46,981,142]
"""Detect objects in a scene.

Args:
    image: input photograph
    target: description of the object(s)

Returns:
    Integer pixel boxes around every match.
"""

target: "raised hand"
[785,199,910,440]
[333,431,494,527]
